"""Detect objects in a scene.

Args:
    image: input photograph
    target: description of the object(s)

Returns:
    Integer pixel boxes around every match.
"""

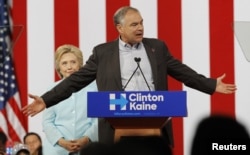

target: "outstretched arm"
[215,73,237,94]
[22,94,46,116]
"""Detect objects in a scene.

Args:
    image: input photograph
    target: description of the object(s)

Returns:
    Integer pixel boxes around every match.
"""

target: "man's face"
[117,10,144,45]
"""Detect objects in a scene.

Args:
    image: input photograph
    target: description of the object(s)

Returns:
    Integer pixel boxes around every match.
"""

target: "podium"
[87,91,187,142]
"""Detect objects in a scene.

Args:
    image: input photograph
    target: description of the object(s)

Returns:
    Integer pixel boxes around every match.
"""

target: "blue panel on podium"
[87,91,187,117]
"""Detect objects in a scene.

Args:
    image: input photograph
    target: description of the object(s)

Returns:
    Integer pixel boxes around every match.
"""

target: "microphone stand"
[122,65,139,90]
[134,57,151,91]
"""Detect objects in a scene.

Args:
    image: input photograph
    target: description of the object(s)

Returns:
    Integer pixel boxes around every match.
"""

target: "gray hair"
[113,6,139,25]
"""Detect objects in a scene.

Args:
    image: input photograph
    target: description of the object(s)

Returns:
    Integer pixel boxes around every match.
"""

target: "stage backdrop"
[4,0,250,155]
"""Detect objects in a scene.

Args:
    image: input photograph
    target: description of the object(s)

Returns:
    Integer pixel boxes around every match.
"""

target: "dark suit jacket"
[42,38,216,145]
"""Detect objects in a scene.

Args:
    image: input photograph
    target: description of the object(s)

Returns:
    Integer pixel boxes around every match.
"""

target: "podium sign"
[87,91,187,117]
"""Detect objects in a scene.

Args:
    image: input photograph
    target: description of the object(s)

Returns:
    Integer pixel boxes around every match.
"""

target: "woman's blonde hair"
[55,44,84,78]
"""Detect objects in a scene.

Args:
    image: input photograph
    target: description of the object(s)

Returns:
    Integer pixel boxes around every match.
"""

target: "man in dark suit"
[22,6,236,146]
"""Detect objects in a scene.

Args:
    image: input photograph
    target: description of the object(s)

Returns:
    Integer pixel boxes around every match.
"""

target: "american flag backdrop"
[6,0,250,155]
[0,0,27,143]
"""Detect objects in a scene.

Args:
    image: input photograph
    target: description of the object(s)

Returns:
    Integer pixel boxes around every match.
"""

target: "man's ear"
[116,24,123,34]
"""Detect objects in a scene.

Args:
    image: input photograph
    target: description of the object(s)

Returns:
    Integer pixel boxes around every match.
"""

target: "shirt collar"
[119,37,142,50]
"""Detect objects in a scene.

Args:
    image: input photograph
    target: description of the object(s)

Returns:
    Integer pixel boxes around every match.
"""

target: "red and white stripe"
[0,0,27,143]
[0,92,26,142]
[11,0,250,155]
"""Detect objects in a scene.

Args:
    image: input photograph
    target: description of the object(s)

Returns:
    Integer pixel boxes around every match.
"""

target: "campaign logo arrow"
[110,94,128,109]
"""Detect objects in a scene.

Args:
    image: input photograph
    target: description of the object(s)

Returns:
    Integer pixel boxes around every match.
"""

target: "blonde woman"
[42,45,98,155]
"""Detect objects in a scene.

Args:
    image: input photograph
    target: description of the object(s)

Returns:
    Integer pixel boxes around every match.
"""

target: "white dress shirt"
[119,38,155,91]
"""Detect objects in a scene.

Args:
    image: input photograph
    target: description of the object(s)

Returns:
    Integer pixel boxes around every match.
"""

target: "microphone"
[134,57,141,63]
[134,57,151,91]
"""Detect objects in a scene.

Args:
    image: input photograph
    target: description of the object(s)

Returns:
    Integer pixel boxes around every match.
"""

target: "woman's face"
[59,53,81,78]
[24,135,41,155]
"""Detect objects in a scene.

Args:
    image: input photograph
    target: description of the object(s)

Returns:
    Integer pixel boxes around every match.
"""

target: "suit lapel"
[143,39,158,89]
[110,40,123,90]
